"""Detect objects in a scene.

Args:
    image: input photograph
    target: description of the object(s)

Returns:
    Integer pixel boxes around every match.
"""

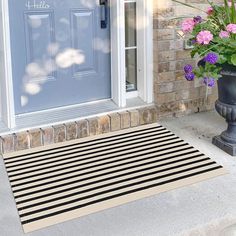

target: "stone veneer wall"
[153,0,223,118]
[0,107,158,154]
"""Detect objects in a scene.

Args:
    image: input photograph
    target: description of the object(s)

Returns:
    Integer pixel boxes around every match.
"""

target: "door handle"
[100,0,108,29]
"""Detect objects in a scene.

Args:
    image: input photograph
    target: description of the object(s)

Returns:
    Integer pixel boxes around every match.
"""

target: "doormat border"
[2,123,227,233]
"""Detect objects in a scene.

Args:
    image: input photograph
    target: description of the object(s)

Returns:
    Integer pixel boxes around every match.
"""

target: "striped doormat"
[2,124,226,233]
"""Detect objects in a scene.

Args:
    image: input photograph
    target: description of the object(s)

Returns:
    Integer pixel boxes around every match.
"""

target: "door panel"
[8,0,111,114]
[24,11,56,82]
[71,9,98,78]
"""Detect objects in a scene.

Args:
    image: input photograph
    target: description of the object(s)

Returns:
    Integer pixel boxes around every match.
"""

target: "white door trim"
[0,0,153,129]
[1,0,15,129]
[144,0,154,103]
[136,0,153,103]
[120,0,153,104]
[110,0,126,107]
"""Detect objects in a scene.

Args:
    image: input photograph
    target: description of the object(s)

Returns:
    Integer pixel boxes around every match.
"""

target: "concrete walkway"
[1,111,236,236]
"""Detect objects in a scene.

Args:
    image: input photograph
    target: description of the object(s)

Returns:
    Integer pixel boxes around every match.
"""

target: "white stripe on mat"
[2,123,227,233]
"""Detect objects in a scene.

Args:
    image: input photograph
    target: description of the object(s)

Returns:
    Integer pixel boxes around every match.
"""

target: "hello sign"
[25,0,50,10]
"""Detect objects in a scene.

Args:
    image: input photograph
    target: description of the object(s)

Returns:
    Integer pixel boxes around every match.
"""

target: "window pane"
[126,49,137,92]
[125,2,136,47]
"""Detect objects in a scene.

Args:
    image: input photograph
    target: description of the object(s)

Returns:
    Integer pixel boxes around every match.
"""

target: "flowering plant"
[174,0,236,87]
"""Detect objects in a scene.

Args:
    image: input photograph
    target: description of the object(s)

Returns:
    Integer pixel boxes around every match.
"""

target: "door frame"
[0,0,153,129]
[1,0,16,128]
[110,0,153,107]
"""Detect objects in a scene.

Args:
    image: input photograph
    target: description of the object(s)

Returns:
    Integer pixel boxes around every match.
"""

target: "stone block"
[158,82,175,93]
[157,72,176,83]
[175,90,190,101]
[156,41,172,52]
[130,110,139,127]
[176,50,191,60]
[150,107,158,123]
[53,125,66,143]
[66,122,77,141]
[29,129,43,148]
[158,51,175,62]
[175,40,184,50]
[42,127,54,145]
[1,135,15,153]
[156,61,176,73]
[120,111,130,129]
[154,29,175,41]
[88,118,99,136]
[15,132,30,151]
[109,113,121,131]
[77,120,89,138]
[174,80,193,91]
[139,107,158,125]
[98,115,110,134]
[154,92,176,105]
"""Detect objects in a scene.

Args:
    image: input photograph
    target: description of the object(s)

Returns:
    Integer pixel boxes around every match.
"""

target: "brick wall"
[153,0,223,118]
[0,106,158,154]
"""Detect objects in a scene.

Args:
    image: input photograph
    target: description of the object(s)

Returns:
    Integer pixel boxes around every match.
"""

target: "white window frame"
[0,0,153,129]
[111,0,153,106]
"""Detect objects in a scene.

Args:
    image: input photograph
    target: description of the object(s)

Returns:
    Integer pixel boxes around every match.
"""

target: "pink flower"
[219,30,230,38]
[181,19,195,33]
[226,24,236,33]
[196,30,213,45]
[207,7,214,15]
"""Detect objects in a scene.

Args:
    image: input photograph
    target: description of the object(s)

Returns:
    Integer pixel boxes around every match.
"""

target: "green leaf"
[231,0,236,23]
[171,16,195,20]
[224,0,231,23]
[172,0,207,13]
[224,0,229,8]
[231,54,236,65]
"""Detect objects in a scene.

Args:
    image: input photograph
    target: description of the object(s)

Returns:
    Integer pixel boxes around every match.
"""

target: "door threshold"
[0,98,154,135]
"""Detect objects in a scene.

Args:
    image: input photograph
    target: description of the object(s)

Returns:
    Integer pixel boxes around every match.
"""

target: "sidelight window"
[124,0,137,92]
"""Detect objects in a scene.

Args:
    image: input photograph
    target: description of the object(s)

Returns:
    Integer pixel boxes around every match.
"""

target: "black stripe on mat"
[10,140,187,185]
[5,129,171,168]
[7,133,176,174]
[9,137,181,180]
[11,144,192,190]
[21,165,223,224]
[4,125,163,162]
[20,161,216,217]
[14,149,200,199]
[17,154,207,208]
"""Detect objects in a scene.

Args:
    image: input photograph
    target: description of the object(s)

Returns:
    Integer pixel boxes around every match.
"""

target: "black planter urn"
[212,64,236,155]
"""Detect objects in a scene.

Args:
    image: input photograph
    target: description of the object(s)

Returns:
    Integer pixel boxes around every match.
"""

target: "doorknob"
[100,0,108,29]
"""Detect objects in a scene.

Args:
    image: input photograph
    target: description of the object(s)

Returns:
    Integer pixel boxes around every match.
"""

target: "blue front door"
[9,0,111,114]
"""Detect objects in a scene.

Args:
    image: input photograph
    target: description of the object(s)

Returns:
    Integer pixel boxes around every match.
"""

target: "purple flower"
[185,73,195,81]
[184,64,193,73]
[193,16,202,24]
[203,77,215,87]
[204,53,218,64]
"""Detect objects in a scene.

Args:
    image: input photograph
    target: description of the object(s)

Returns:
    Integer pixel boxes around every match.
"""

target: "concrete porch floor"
[1,111,236,236]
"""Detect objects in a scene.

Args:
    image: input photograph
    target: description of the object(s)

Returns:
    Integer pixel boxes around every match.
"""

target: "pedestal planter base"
[210,65,236,156]
[214,98,236,156]
[213,135,236,156]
